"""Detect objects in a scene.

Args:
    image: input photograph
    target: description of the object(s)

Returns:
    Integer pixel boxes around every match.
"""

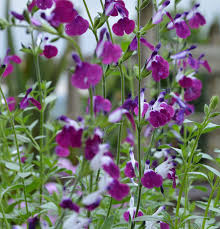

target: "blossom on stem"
[186,3,206,29]
[65,15,89,36]
[112,17,135,36]
[124,149,138,178]
[20,88,42,110]
[90,96,112,115]
[82,191,103,211]
[6,97,16,111]
[188,53,212,72]
[167,12,191,39]
[1,49,22,78]
[105,0,128,17]
[11,11,25,21]
[71,53,102,89]
[36,0,53,10]
[123,196,143,222]
[170,45,196,60]
[152,0,170,24]
[96,28,122,64]
[55,145,70,157]
[129,36,154,51]
[60,199,80,213]
[146,44,169,82]
[43,45,58,59]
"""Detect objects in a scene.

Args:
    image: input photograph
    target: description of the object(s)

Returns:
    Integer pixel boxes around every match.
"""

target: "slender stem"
[201,177,219,229]
[0,201,10,229]
[0,85,29,215]
[119,64,125,104]
[132,1,142,228]
[102,72,106,98]
[89,87,94,119]
[31,31,44,205]
[174,116,210,228]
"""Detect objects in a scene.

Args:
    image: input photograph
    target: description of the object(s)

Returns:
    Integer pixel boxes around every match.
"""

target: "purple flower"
[146,45,169,82]
[65,15,89,36]
[129,36,154,51]
[43,45,58,59]
[102,157,120,179]
[107,179,130,201]
[56,126,83,148]
[28,216,39,229]
[28,0,36,12]
[82,191,103,211]
[152,0,170,24]
[186,4,206,29]
[6,97,16,111]
[184,77,202,101]
[124,150,138,178]
[160,221,170,229]
[188,53,212,72]
[123,196,143,222]
[170,45,196,60]
[57,158,76,174]
[36,0,53,10]
[71,54,103,89]
[55,145,70,157]
[85,134,102,160]
[1,49,22,78]
[112,17,135,36]
[11,11,25,21]
[105,0,129,17]
[60,199,80,213]
[134,88,149,117]
[20,88,42,110]
[167,13,191,39]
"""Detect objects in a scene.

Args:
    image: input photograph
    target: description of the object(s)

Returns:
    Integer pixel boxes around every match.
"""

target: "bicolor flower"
[124,149,138,178]
[82,191,103,211]
[11,11,25,21]
[112,17,135,36]
[129,36,154,51]
[92,96,112,115]
[186,3,206,29]
[152,0,170,24]
[56,115,83,148]
[6,97,16,111]
[71,53,102,89]
[60,199,80,213]
[36,0,53,10]
[28,216,39,229]
[43,45,58,59]
[167,12,191,39]
[65,15,89,36]
[141,158,176,189]
[145,206,169,229]
[188,53,211,72]
[20,88,42,110]
[146,44,169,82]
[123,196,143,222]
[0,49,22,78]
[170,45,196,60]
[96,28,122,64]
[105,0,128,17]
[134,88,149,117]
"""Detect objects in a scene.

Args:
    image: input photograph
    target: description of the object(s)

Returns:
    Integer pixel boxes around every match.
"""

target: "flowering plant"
[0,0,219,229]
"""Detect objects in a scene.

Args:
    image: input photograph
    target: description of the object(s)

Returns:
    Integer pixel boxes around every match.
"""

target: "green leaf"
[201,164,220,178]
[5,161,20,171]
[45,94,56,107]
[182,215,206,223]
[41,202,58,212]
[202,123,220,134]
[100,216,114,229]
[18,172,31,178]
[140,0,151,10]
[133,215,162,222]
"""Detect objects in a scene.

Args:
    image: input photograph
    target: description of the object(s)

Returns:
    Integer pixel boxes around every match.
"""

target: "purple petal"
[60,199,80,213]
[129,36,138,51]
[2,64,13,78]
[55,146,70,157]
[141,170,163,188]
[6,97,16,111]
[140,38,154,51]
[112,17,135,36]
[43,45,58,59]
[11,11,25,21]
[28,97,42,110]
[65,16,89,36]
[102,159,120,179]
[175,21,191,39]
[36,0,53,10]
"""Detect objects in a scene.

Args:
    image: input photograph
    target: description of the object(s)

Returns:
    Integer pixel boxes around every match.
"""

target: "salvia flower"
[145,206,169,229]
[170,45,196,60]
[65,15,89,36]
[71,53,102,89]
[91,95,112,115]
[96,28,122,64]
[112,17,135,36]
[141,157,176,189]
[63,213,91,229]
[28,216,39,229]
[55,145,70,157]
[152,0,170,24]
[167,12,191,39]
[1,49,22,78]
[186,3,206,29]
[36,0,53,10]
[11,11,25,21]
[146,44,169,82]
[105,0,128,17]
[6,97,16,111]
[60,199,80,213]
[129,36,154,51]
[43,45,58,59]
[124,149,138,178]
[56,115,83,148]
[188,53,212,72]
[123,196,143,222]
[20,88,42,110]
[82,191,103,211]
[123,129,135,146]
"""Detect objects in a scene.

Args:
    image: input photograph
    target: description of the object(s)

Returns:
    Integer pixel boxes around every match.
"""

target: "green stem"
[31,31,44,205]
[0,201,10,229]
[201,177,219,229]
[0,85,29,215]
[174,115,210,228]
[132,1,142,228]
